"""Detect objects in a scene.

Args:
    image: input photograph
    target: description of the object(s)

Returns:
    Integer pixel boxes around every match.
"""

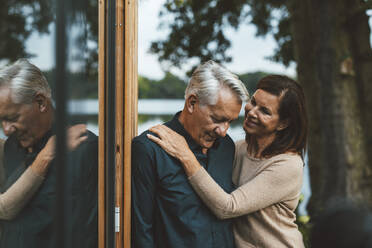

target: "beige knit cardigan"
[188,140,305,248]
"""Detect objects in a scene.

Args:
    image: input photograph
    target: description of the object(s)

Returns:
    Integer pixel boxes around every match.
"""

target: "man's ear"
[277,119,289,131]
[185,94,198,113]
[34,94,48,112]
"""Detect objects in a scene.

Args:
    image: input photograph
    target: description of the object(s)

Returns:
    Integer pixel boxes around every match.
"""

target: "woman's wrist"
[30,148,54,177]
[180,151,201,177]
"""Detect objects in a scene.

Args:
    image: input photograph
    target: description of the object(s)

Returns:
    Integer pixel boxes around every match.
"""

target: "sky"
[26,0,298,80]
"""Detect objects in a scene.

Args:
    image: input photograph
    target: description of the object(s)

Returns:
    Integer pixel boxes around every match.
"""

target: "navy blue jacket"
[0,130,98,248]
[131,113,235,248]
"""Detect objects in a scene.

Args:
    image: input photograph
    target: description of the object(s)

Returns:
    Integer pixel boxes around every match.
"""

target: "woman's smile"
[245,117,259,127]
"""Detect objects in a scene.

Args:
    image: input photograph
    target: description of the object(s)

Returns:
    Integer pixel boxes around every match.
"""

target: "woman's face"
[243,89,286,139]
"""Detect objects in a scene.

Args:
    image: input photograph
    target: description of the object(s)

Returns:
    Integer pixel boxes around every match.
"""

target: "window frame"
[98,0,138,247]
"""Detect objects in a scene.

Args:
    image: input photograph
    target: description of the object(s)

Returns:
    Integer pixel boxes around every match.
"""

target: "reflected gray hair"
[185,60,249,105]
[0,59,51,104]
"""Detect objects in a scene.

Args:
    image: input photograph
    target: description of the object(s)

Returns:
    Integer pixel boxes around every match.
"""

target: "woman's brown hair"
[245,75,308,158]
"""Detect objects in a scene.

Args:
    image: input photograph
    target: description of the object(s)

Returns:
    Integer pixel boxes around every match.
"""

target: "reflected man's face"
[0,87,47,148]
[188,88,242,149]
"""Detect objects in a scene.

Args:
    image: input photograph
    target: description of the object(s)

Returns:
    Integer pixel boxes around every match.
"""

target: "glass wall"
[0,1,102,247]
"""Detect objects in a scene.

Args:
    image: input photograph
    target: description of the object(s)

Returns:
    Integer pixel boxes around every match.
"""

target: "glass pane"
[0,1,99,247]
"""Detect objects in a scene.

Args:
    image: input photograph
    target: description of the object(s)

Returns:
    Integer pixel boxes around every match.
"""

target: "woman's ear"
[34,94,48,112]
[277,119,289,131]
[185,94,198,113]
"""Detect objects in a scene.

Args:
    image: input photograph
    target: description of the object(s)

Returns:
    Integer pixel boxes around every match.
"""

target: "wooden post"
[99,0,137,247]
[115,0,124,247]
[123,1,138,247]
[98,0,107,247]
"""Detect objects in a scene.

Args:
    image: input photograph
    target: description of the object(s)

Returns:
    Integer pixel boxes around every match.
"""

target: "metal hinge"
[115,207,120,233]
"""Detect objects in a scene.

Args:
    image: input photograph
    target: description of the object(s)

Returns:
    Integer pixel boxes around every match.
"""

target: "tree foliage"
[137,71,269,99]
[239,71,269,93]
[151,0,296,71]
[69,0,99,76]
[139,72,187,99]
[0,0,98,76]
[44,69,98,99]
[0,0,53,61]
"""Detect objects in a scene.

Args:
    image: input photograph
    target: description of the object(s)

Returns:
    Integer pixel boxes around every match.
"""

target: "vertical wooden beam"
[98,0,106,247]
[115,0,125,247]
[124,1,138,248]
[117,0,138,247]
[99,0,137,247]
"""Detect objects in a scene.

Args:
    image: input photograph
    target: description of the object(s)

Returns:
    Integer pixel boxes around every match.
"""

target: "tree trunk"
[288,0,371,217]
[344,1,372,205]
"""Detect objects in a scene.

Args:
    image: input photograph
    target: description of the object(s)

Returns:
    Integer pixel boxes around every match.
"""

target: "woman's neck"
[247,134,276,159]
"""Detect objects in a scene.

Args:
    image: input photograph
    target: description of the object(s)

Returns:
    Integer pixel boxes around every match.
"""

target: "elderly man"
[131,60,249,248]
[0,59,98,248]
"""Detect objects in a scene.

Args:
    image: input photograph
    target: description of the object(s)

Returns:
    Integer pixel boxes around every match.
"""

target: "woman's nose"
[246,106,257,118]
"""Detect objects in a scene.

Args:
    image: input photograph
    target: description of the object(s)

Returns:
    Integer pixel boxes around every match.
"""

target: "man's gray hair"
[0,59,51,104]
[185,60,249,105]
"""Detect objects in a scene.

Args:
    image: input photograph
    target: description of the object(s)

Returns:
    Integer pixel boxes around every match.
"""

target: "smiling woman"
[244,75,308,158]
[244,89,286,145]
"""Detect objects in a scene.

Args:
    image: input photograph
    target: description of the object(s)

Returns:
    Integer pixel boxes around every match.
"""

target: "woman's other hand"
[66,124,88,151]
[31,124,88,176]
[41,124,88,158]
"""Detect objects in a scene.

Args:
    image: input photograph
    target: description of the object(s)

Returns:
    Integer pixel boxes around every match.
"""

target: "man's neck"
[178,110,194,137]
[25,129,52,154]
[178,110,187,128]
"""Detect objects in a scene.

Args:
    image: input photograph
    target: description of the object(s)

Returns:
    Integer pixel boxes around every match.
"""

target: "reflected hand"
[43,124,88,158]
[31,124,88,176]
[66,124,88,151]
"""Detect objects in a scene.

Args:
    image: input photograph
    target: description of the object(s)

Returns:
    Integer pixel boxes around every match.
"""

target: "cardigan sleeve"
[188,156,303,219]
[0,167,44,220]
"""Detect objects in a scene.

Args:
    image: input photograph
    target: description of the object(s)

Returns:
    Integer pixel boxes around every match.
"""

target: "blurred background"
[1,0,372,246]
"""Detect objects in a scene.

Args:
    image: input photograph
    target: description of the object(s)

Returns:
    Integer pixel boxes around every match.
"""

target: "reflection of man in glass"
[0,59,98,248]
[131,60,249,248]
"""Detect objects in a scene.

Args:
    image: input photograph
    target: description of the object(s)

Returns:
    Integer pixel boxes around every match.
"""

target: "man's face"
[0,87,47,148]
[188,89,242,149]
